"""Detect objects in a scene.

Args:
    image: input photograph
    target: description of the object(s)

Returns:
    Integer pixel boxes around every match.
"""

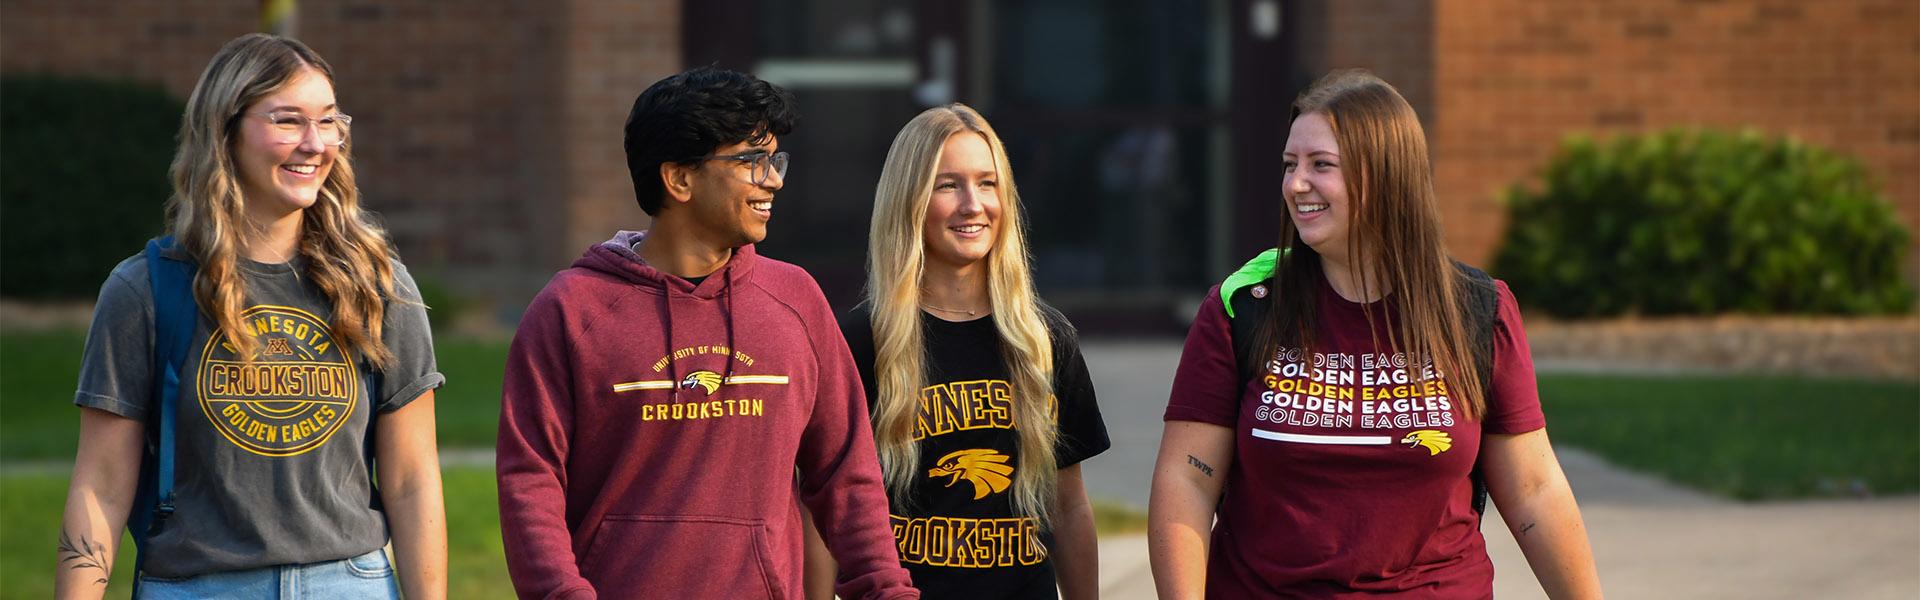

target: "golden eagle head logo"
[678,370,723,395]
[927,448,1015,500]
[1401,430,1453,456]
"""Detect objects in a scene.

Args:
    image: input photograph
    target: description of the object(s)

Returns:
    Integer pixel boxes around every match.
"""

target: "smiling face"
[683,136,783,248]
[234,66,338,222]
[921,132,1003,272]
[1282,111,1353,257]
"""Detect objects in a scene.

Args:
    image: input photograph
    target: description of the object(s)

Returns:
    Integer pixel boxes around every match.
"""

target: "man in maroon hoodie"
[496,67,918,600]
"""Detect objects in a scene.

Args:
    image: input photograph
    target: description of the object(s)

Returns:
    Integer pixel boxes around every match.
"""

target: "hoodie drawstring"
[662,286,679,399]
[722,269,737,384]
[662,264,738,399]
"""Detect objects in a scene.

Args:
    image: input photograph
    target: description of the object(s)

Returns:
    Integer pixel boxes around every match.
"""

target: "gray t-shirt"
[74,247,443,577]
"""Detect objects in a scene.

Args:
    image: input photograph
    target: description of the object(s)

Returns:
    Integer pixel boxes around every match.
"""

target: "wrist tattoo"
[1186,455,1215,477]
[1520,522,1537,535]
[58,530,111,584]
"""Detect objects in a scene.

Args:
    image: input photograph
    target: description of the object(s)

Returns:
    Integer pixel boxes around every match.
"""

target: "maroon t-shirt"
[1164,275,1546,598]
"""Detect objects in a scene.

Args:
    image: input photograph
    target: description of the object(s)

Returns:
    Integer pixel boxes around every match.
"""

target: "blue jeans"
[136,548,400,599]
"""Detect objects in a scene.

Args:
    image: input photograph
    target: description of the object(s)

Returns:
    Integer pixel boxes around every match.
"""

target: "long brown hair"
[167,34,399,367]
[867,104,1061,525]
[1257,69,1486,420]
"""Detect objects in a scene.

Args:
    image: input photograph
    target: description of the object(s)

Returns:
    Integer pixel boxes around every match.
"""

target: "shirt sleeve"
[796,285,920,600]
[375,261,445,413]
[74,255,156,421]
[496,289,599,600]
[1163,285,1242,427]
[1483,280,1546,434]
[1048,316,1110,468]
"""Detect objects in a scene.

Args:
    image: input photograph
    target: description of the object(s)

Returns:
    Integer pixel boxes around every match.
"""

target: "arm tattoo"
[58,530,111,584]
[1186,455,1216,477]
[1519,522,1537,536]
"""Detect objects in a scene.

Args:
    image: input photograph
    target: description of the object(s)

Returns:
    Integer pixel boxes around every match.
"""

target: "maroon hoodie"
[497,231,917,600]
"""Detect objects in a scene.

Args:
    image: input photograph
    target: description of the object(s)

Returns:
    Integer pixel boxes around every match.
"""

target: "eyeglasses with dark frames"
[690,150,788,185]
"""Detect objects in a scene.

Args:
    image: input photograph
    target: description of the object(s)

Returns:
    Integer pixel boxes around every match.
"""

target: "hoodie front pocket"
[581,514,781,599]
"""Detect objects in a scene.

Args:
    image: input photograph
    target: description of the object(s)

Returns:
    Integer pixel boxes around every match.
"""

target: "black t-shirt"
[841,304,1110,600]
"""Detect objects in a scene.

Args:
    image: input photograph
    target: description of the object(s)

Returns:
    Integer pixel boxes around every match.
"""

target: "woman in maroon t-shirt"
[1147,70,1603,598]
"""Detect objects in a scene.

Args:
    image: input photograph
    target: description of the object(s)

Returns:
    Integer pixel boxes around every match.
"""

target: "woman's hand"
[798,496,837,600]
[1049,464,1100,600]
[1483,428,1603,599]
[377,391,447,600]
[1148,420,1234,600]
[55,408,145,600]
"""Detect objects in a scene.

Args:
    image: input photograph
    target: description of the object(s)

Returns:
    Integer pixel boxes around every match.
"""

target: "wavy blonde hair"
[166,34,398,367]
[867,104,1060,526]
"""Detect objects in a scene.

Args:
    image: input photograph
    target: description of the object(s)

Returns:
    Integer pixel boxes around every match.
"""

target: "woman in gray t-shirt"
[55,34,447,599]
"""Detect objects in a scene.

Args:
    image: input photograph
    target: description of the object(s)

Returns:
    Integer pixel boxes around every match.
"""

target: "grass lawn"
[428,336,510,449]
[0,329,89,461]
[1538,373,1920,500]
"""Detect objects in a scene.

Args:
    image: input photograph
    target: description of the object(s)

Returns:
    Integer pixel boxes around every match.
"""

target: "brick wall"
[1298,0,1437,127]
[1430,0,1920,269]
[0,1,257,93]
[1,0,678,315]
[556,0,678,260]
[302,1,570,303]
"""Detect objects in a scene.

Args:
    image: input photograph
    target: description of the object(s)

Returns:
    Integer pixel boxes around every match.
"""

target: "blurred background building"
[4,0,1915,330]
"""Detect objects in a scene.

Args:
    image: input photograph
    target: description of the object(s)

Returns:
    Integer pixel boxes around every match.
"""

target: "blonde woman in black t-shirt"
[804,104,1111,599]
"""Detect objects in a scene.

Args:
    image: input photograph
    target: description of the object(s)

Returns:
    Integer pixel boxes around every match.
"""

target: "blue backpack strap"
[135,236,196,573]
[146,237,196,525]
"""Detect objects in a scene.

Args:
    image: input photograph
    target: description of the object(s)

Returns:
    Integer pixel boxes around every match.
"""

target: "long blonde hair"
[1259,69,1487,419]
[166,34,398,367]
[867,104,1061,526]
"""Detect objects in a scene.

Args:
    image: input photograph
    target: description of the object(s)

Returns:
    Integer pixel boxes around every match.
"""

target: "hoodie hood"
[573,229,754,400]
[574,229,759,299]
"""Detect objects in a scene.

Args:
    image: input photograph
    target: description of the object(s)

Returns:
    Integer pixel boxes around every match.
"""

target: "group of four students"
[56,34,1600,599]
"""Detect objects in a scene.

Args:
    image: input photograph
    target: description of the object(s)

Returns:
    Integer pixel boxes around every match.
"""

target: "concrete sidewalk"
[1486,447,1920,599]
[1074,340,1920,599]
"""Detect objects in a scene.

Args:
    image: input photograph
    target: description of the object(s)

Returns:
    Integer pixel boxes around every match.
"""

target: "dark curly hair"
[624,66,798,215]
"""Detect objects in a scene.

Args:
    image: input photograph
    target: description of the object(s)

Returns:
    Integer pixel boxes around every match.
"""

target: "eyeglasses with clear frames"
[254,111,352,146]
[691,150,789,186]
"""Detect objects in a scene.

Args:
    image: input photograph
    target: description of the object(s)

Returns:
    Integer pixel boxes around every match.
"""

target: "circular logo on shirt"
[196,305,359,457]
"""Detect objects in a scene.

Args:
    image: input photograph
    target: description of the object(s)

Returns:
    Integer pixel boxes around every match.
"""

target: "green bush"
[1493,128,1913,317]
[2,75,182,299]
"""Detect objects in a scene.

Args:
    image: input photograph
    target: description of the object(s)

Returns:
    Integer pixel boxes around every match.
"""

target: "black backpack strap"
[363,366,385,512]
[1222,249,1282,381]
[1452,261,1500,518]
[1229,282,1273,383]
